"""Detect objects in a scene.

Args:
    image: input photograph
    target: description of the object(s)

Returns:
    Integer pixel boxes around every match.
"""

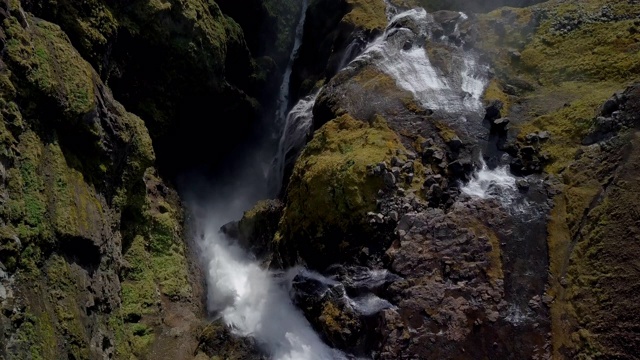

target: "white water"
[354,8,489,114]
[198,214,346,360]
[190,1,351,358]
[272,92,318,190]
[460,157,517,200]
[269,0,310,193]
[274,0,309,135]
[192,2,495,359]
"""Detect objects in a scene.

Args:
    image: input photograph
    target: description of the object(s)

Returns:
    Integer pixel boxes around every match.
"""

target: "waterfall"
[274,0,309,136]
[268,0,310,195]
[197,213,348,360]
[352,8,489,115]
[272,4,490,192]
[187,1,353,359]
[272,92,318,190]
[189,2,495,359]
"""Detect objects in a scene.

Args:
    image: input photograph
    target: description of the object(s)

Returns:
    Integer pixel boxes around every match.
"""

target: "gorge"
[1,0,640,359]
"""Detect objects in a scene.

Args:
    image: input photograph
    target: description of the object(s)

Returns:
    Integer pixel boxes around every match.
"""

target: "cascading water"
[269,0,310,194]
[460,156,517,200]
[187,1,352,359]
[196,211,348,360]
[353,8,489,115]
[189,2,501,359]
[272,92,318,192]
[274,0,309,136]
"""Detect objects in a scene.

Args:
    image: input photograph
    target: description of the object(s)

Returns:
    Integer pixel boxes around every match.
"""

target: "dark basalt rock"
[291,270,364,351]
[484,100,504,121]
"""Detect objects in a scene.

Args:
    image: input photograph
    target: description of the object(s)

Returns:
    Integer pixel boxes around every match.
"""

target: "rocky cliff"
[239,0,640,359]
[1,0,640,359]
[0,0,296,359]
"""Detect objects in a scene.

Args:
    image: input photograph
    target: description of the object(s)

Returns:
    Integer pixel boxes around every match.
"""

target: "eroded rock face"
[545,83,640,359]
[0,5,207,359]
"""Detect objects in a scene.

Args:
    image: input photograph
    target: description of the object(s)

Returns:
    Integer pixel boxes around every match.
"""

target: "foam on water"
[460,159,517,200]
[199,223,344,360]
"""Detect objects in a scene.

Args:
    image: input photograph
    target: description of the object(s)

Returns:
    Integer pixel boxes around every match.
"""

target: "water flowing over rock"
[269,0,310,195]
[272,92,318,193]
[460,156,517,200]
[353,8,489,117]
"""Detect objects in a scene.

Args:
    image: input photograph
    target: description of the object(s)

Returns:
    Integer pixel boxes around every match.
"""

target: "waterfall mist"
[179,1,350,359]
[186,185,345,360]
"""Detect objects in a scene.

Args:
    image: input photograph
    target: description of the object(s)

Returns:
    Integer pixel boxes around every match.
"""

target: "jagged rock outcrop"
[290,0,389,103]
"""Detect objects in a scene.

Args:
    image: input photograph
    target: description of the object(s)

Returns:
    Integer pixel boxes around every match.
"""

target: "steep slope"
[231,0,640,358]
[0,1,287,359]
[23,0,298,178]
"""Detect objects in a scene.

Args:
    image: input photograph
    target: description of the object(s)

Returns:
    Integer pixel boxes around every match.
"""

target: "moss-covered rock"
[477,0,640,174]
[543,84,640,359]
[290,0,388,101]
[276,114,403,268]
[476,1,640,355]
[221,199,284,261]
[0,6,201,360]
[195,320,265,360]
[24,0,265,178]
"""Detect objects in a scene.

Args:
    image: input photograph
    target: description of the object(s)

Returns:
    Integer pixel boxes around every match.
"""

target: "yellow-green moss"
[483,79,512,115]
[5,131,52,246]
[5,17,96,117]
[46,255,91,360]
[148,210,191,299]
[319,301,358,335]
[518,82,619,173]
[278,114,402,247]
[343,0,388,32]
[520,6,640,84]
[478,0,640,174]
[114,171,191,357]
[13,311,58,360]
[545,129,640,359]
[45,142,105,240]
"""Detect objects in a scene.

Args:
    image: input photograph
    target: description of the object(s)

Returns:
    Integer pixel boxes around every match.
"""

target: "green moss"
[6,131,53,246]
[343,0,388,32]
[277,114,403,263]
[146,206,191,298]
[5,18,96,117]
[121,235,158,321]
[44,141,105,240]
[45,256,90,360]
[483,79,512,115]
[30,0,118,70]
[12,312,58,360]
[546,128,640,358]
[128,323,155,356]
[478,0,640,175]
[518,82,619,173]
